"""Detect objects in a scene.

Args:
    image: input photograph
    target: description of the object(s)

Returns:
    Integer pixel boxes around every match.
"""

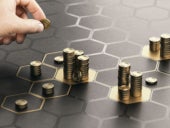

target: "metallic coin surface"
[145,77,157,85]
[40,19,51,29]
[54,56,64,64]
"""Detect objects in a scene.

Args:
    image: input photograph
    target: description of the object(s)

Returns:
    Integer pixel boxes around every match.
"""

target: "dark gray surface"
[0,0,170,128]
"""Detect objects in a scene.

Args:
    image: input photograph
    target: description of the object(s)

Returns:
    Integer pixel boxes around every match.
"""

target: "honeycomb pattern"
[0,0,170,128]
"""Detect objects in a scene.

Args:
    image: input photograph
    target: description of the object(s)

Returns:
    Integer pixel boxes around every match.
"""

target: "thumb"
[13,17,44,34]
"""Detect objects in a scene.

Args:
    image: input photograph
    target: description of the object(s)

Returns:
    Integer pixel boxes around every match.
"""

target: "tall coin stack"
[77,55,89,82]
[149,37,160,52]
[73,50,84,82]
[160,33,170,58]
[118,62,131,86]
[63,48,75,81]
[130,71,142,98]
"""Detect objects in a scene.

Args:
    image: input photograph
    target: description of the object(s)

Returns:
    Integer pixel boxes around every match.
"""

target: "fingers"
[16,0,46,20]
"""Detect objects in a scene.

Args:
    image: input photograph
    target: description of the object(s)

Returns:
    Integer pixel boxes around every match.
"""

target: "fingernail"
[37,23,44,32]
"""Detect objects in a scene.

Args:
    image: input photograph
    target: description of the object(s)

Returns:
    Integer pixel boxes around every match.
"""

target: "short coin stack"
[30,61,42,77]
[42,83,55,97]
[160,33,170,59]
[15,99,28,111]
[118,85,130,101]
[63,48,75,81]
[149,37,160,52]
[118,62,131,86]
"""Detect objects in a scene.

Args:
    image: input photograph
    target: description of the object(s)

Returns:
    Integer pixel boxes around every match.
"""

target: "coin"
[30,61,42,77]
[15,99,28,111]
[40,19,51,30]
[42,83,55,97]
[145,77,157,85]
[54,56,64,64]
[149,37,160,52]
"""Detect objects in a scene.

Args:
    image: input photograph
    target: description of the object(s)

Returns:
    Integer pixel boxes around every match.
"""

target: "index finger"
[16,0,46,20]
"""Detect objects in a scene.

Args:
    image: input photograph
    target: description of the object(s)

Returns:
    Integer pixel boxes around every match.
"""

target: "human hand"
[0,0,46,45]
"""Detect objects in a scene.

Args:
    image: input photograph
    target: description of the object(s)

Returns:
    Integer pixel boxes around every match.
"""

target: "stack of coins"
[73,50,84,82]
[130,71,142,98]
[30,61,42,77]
[118,62,131,86]
[118,85,130,101]
[160,33,170,58]
[149,37,160,52]
[63,48,75,81]
[42,83,55,97]
[77,55,89,82]
[40,18,51,30]
[15,99,28,111]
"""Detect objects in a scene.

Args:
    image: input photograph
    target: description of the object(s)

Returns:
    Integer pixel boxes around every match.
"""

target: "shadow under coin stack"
[77,55,89,82]
[63,48,75,81]
[118,62,143,102]
[160,33,170,59]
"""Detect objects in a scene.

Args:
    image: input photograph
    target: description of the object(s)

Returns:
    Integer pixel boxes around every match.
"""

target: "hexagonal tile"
[116,17,149,45]
[157,0,170,10]
[122,57,157,72]
[32,37,68,53]
[16,111,57,128]
[39,1,65,15]
[152,88,170,106]
[127,102,166,121]
[31,80,70,98]
[80,16,112,29]
[58,114,99,128]
[2,93,45,114]
[70,82,109,101]
[67,4,99,16]
[93,28,127,44]
[143,71,170,88]
[56,26,90,41]
[106,42,141,58]
[102,5,134,20]
[28,27,55,39]
[122,0,154,8]
[0,109,15,127]
[0,39,31,51]
[0,76,31,96]
[89,54,118,70]
[96,69,118,87]
[0,62,18,78]
[150,19,170,36]
[48,13,77,28]
[44,96,84,116]
[146,119,170,128]
[136,7,168,20]
[17,64,56,82]
[101,117,142,128]
[86,99,126,118]
[70,40,104,55]
[89,0,120,6]
[6,49,44,66]
[43,51,63,68]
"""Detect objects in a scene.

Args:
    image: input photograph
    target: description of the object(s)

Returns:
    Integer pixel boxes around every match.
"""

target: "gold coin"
[30,61,42,67]
[40,19,51,30]
[42,83,54,89]
[145,77,157,85]
[15,99,28,106]
[54,56,64,64]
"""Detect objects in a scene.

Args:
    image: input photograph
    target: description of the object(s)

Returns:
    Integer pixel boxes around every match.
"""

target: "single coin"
[54,56,64,64]
[145,77,157,85]
[40,19,51,29]
[15,99,28,111]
